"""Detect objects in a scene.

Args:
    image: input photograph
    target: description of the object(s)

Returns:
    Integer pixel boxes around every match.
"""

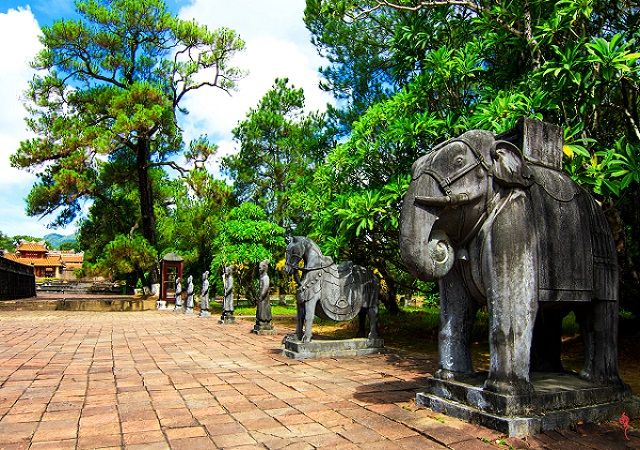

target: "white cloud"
[177,0,332,155]
[0,6,42,186]
[0,7,71,237]
[0,185,49,238]
[0,1,333,237]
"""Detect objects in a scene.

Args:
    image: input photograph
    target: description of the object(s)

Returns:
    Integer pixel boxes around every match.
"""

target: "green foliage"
[304,0,402,135]
[12,0,245,259]
[217,302,297,317]
[10,235,47,248]
[95,234,158,284]
[223,78,332,231]
[157,170,232,279]
[0,232,14,251]
[210,203,286,304]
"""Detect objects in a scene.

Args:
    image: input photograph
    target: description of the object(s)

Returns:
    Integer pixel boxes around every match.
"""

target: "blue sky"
[0,0,331,241]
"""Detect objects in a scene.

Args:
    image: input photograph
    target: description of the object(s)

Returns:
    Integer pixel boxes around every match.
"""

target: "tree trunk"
[377,264,400,315]
[136,139,159,283]
[603,198,640,319]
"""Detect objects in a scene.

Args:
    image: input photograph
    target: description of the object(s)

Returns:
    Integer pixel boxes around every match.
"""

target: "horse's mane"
[293,236,334,266]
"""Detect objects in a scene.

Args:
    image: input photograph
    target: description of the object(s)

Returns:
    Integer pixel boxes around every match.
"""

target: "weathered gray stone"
[417,373,640,437]
[282,335,384,360]
[253,259,274,333]
[220,265,235,323]
[399,119,626,434]
[283,236,380,344]
[498,117,563,170]
[218,315,236,325]
[199,271,210,318]
[252,328,277,335]
[173,277,183,311]
[185,275,194,314]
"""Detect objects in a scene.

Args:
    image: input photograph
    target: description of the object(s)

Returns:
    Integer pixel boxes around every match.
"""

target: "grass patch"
[208,298,297,317]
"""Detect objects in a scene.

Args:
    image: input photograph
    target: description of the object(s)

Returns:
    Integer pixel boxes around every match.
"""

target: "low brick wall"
[0,257,36,300]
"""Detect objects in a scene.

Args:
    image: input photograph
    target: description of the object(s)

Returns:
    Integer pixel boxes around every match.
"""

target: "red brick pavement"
[0,311,635,449]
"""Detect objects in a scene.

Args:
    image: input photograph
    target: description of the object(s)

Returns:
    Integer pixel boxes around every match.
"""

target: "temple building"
[3,241,83,280]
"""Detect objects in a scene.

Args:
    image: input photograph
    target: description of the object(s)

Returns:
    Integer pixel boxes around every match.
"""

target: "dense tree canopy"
[157,170,233,279]
[11,0,640,317]
[302,0,640,311]
[210,203,286,304]
[11,0,244,278]
[223,78,333,232]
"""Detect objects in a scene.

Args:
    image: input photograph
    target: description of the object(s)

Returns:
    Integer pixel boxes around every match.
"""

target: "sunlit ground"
[212,300,640,394]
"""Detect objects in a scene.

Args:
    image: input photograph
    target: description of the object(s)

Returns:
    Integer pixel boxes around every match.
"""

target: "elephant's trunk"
[400,180,456,280]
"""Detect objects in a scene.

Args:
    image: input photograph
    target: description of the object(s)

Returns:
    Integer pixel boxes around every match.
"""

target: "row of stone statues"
[170,260,273,332]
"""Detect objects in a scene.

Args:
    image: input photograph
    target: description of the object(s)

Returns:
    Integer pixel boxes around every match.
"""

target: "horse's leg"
[357,309,366,338]
[296,300,304,340]
[367,291,379,340]
[303,300,315,343]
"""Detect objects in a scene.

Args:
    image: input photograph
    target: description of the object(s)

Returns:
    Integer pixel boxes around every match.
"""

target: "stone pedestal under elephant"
[400,121,622,396]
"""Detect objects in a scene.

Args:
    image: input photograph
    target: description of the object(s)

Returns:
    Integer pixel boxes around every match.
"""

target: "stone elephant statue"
[399,127,622,395]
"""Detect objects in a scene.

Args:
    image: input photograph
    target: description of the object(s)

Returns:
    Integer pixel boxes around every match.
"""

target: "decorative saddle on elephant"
[529,165,617,302]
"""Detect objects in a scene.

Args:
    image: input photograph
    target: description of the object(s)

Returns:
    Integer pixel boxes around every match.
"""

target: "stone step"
[419,390,640,437]
[417,372,640,437]
[0,297,156,311]
[426,372,633,416]
[283,336,385,359]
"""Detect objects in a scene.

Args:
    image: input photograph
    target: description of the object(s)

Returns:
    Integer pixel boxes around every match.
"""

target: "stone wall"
[0,257,36,300]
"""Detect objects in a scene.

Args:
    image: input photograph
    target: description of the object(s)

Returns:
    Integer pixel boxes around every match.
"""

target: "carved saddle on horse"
[297,258,376,321]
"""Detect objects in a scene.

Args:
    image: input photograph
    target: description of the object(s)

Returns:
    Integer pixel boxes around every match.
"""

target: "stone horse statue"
[284,236,380,343]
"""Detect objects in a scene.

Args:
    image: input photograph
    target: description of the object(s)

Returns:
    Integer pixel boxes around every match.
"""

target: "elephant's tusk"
[414,193,472,207]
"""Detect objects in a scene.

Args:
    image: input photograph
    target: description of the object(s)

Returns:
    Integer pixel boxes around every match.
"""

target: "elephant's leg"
[302,300,315,343]
[575,305,594,380]
[436,264,477,380]
[483,192,537,395]
[577,301,621,385]
[485,293,537,395]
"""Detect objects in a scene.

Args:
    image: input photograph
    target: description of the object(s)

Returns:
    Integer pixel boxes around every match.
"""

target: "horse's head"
[284,236,306,275]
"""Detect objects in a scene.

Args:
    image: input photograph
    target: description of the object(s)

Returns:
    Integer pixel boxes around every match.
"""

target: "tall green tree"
[211,203,285,305]
[304,0,640,312]
[95,234,158,286]
[222,78,332,232]
[11,0,245,264]
[157,169,233,279]
[304,1,403,135]
[0,232,14,252]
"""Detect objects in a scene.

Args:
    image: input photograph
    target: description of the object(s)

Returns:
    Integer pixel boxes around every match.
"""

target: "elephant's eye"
[454,155,465,166]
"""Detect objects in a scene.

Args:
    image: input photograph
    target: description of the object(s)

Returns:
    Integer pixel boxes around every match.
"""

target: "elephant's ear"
[490,140,534,188]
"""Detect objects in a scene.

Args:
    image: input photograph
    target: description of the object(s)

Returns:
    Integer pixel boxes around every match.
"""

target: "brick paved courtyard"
[0,311,636,449]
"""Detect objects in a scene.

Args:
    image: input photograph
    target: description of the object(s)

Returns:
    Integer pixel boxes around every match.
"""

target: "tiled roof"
[16,241,47,253]
[61,254,84,264]
[4,253,63,267]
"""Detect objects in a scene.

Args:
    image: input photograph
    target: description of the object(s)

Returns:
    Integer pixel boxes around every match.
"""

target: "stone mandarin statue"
[253,259,274,332]
[185,275,194,314]
[199,271,210,317]
[174,276,183,311]
[220,265,235,323]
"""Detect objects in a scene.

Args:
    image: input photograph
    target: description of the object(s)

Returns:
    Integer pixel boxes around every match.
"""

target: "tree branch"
[147,160,190,177]
[351,0,524,40]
